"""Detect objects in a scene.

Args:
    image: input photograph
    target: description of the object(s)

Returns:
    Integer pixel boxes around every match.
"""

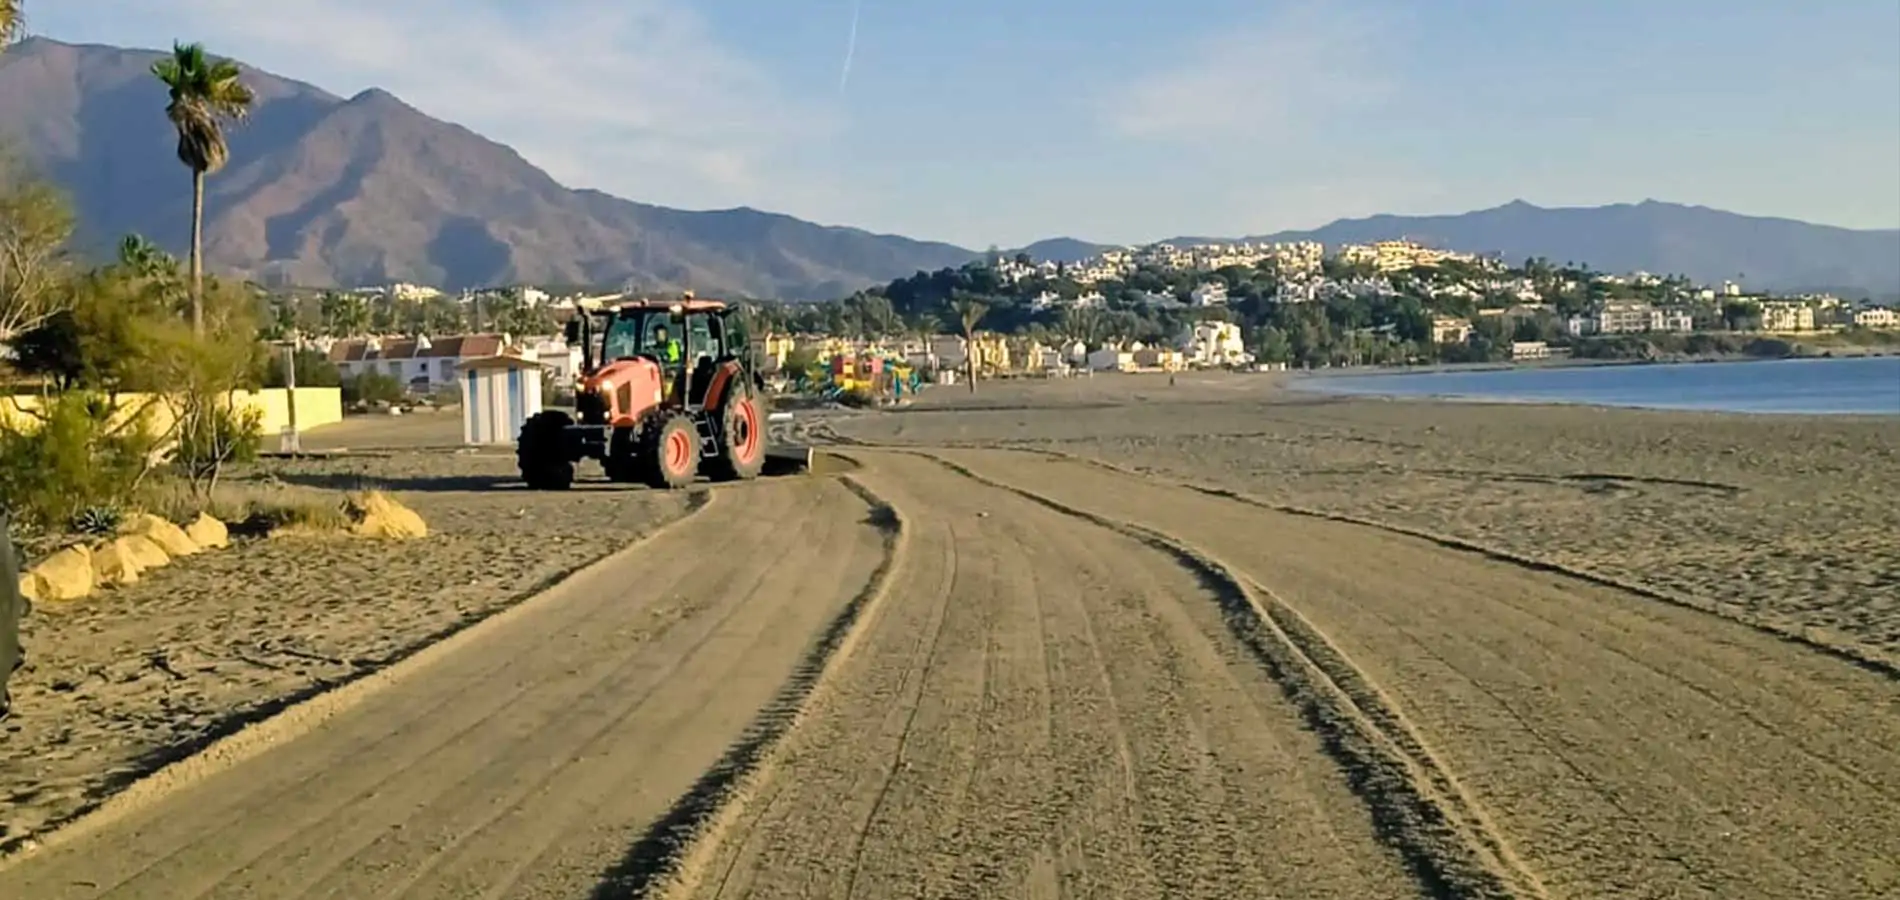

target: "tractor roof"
[601,297,729,314]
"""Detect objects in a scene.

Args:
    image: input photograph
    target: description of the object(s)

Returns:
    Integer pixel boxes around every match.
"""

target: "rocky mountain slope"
[0,37,976,299]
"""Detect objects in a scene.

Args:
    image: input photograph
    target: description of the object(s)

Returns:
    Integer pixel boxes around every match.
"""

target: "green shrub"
[343,372,404,404]
[70,505,125,535]
[260,348,342,388]
[169,397,264,497]
[0,392,161,529]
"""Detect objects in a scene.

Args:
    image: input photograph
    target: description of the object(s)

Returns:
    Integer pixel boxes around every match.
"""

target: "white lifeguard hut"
[457,353,547,445]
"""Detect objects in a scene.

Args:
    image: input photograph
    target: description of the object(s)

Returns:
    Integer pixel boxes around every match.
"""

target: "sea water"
[1300,356,1900,415]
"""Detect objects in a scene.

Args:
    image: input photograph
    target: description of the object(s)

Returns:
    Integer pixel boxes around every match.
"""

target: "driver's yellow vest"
[658,339,682,364]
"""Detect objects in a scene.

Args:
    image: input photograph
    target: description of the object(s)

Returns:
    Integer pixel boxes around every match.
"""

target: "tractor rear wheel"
[517,410,576,490]
[640,413,700,490]
[705,393,767,482]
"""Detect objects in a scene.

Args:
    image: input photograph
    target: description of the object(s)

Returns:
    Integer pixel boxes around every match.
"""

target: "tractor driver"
[650,325,683,366]
[651,323,685,401]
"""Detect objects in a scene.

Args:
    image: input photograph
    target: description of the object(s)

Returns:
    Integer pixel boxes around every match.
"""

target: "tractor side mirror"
[563,319,582,343]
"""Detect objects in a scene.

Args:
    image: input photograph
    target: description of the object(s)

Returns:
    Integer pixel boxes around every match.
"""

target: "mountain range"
[2,37,1895,299]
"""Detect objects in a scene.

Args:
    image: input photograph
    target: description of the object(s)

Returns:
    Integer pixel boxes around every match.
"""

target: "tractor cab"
[567,297,757,412]
[520,294,769,490]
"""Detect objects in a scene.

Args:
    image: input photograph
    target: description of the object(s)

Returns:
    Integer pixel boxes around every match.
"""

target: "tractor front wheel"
[640,413,700,490]
[603,426,646,483]
[517,410,576,490]
[705,394,766,482]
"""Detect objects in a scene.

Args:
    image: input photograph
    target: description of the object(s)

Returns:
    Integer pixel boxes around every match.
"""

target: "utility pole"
[280,340,302,454]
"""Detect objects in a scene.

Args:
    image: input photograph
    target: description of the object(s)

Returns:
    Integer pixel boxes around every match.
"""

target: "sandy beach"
[2,428,697,848]
[827,371,1900,663]
[1,380,1895,899]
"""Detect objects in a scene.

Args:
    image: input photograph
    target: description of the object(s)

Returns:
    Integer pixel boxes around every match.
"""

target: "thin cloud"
[839,0,862,94]
[47,0,841,212]
[1101,2,1400,142]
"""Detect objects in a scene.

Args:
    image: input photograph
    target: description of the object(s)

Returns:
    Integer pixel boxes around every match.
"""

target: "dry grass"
[139,477,352,535]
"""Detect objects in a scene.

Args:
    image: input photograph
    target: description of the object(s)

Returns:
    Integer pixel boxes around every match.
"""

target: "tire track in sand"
[916,451,1543,900]
[942,447,1900,900]
[665,449,1434,900]
[0,476,891,900]
[593,473,909,899]
[1022,445,1900,679]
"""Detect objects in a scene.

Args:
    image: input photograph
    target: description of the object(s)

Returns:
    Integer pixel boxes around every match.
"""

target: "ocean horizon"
[1296,356,1900,415]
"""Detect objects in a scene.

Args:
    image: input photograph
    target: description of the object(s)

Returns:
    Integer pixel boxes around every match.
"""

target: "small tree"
[0,157,75,342]
[144,278,265,502]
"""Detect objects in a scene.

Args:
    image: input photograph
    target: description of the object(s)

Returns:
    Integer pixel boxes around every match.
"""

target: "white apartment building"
[1567,302,1693,336]
[1760,302,1815,332]
[1431,316,1472,344]
[1853,307,1896,328]
[1189,282,1229,306]
[388,282,443,302]
[1179,321,1250,367]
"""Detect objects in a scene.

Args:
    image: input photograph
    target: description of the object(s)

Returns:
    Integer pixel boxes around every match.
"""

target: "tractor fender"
[701,359,751,414]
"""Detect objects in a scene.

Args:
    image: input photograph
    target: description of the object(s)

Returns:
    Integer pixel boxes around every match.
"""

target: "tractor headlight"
[599,379,614,393]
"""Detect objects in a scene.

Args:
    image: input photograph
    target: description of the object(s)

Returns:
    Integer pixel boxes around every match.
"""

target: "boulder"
[19,571,44,604]
[29,546,95,602]
[91,539,145,586]
[184,513,230,549]
[123,513,200,557]
[117,534,171,570]
[348,491,428,540]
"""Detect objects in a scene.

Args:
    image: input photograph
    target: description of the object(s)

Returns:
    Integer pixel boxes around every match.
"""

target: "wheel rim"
[733,399,760,461]
[665,427,692,473]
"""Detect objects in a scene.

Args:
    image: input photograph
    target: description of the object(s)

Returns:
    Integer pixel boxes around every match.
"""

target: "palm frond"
[153,41,252,173]
[0,0,25,46]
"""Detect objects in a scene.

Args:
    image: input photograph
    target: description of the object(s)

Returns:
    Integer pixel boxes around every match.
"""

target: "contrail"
[838,0,861,93]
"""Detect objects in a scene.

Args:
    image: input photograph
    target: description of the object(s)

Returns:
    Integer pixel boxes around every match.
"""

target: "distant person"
[1,510,25,723]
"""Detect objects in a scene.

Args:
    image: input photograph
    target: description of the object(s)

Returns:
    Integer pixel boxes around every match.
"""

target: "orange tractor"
[516,296,769,490]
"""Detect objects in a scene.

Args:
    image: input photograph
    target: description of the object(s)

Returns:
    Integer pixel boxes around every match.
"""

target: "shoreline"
[1291,343,1900,381]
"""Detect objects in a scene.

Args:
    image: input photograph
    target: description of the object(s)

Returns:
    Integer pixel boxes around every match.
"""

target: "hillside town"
[277,237,1898,403]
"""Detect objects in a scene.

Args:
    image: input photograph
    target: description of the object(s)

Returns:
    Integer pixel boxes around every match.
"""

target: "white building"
[1180,321,1251,367]
[388,282,443,302]
[328,334,507,392]
[1566,302,1693,336]
[1189,282,1229,307]
[1760,302,1815,332]
[519,337,584,386]
[1853,307,1896,328]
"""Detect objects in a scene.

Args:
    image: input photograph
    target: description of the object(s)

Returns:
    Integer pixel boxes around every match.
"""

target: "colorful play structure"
[798,353,923,402]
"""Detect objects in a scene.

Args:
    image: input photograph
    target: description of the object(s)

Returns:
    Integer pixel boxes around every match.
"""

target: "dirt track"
[4,445,1897,899]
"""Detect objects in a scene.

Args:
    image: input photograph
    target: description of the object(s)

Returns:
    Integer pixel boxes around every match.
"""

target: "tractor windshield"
[600,312,673,361]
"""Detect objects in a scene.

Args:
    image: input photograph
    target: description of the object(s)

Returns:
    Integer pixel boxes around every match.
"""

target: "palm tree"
[151,42,254,336]
[947,293,987,393]
[0,2,23,53]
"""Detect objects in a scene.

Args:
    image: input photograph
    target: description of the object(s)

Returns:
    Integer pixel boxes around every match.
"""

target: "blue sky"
[24,0,1900,248]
